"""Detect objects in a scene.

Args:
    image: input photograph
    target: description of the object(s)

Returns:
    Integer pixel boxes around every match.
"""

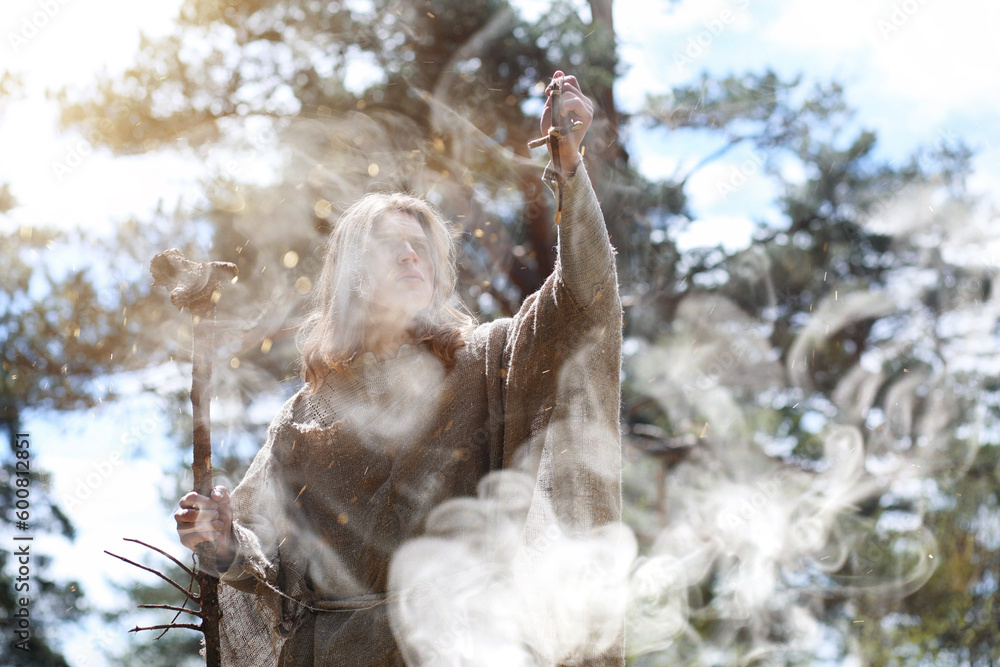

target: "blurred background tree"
[4,0,993,663]
[0,72,87,667]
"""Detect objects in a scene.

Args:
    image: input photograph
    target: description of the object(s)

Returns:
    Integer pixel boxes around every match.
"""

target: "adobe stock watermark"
[57,414,159,510]
[203,123,279,204]
[877,0,932,40]
[862,125,959,226]
[7,0,73,54]
[674,0,751,75]
[51,98,139,183]
[680,338,756,394]
[716,148,765,200]
[716,466,792,532]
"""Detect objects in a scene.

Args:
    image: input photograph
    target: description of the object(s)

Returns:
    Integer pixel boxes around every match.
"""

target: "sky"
[3,0,1000,664]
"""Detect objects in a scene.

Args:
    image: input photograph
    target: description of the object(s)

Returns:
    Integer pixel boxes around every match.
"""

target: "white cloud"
[2,0,183,93]
[675,215,756,253]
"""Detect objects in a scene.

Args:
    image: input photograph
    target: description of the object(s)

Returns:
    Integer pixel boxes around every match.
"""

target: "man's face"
[366,211,435,322]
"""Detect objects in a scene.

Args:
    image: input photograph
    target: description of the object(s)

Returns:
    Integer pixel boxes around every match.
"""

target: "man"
[175,71,624,666]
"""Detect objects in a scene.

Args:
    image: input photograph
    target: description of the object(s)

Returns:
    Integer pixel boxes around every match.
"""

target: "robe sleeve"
[494,160,626,666]
[501,159,623,530]
[217,395,306,665]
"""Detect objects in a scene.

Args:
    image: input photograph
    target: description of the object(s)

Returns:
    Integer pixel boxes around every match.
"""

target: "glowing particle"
[368,163,380,177]
[230,358,240,369]
[294,486,308,503]
[426,11,434,17]
[283,251,300,268]
[474,229,485,238]
[295,276,312,294]
[699,422,709,438]
[338,513,349,525]
[314,199,332,219]
[261,338,273,354]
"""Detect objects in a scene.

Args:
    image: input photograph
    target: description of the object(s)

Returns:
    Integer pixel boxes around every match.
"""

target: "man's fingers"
[210,487,233,525]
[179,491,215,510]
[178,530,220,549]
[560,96,589,118]
[177,522,224,537]
[176,488,234,554]
[175,507,219,525]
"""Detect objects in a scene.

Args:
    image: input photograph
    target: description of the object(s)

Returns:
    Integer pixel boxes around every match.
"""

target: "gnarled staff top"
[150,248,238,316]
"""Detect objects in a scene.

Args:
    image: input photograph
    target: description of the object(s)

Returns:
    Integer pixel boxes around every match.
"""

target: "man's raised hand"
[540,70,594,175]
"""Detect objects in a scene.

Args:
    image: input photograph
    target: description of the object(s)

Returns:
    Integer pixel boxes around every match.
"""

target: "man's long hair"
[298,192,474,390]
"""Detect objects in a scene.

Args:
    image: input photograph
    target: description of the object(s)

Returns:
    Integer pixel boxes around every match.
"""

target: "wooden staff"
[150,248,237,667]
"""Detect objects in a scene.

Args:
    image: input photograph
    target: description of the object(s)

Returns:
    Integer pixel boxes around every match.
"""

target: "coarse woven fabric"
[217,160,624,666]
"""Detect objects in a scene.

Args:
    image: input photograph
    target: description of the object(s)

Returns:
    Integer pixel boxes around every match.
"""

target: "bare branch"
[104,550,200,603]
[679,136,746,186]
[137,604,203,617]
[130,623,203,634]
[123,538,198,579]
